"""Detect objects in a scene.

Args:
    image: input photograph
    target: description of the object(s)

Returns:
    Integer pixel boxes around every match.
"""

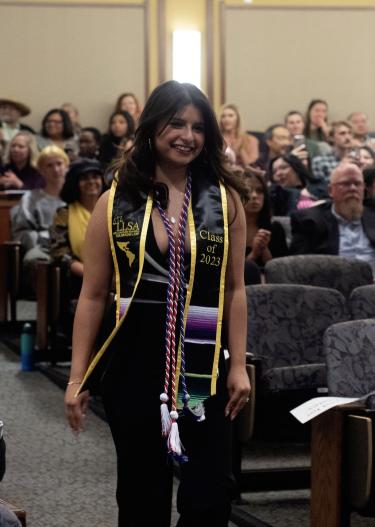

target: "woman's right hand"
[65,386,90,434]
[251,229,271,258]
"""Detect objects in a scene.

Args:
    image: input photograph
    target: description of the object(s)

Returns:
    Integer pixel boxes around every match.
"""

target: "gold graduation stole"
[78,174,228,408]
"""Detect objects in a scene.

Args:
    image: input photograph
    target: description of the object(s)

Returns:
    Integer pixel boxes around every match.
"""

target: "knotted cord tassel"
[160,393,172,437]
[168,411,187,461]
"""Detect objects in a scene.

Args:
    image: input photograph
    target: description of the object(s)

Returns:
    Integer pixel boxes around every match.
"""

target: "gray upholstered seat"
[264,254,373,299]
[349,285,375,320]
[324,319,375,515]
[246,284,349,392]
[325,319,375,397]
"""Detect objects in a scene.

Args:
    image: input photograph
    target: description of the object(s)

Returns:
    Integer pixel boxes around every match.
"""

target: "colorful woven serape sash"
[77,175,229,421]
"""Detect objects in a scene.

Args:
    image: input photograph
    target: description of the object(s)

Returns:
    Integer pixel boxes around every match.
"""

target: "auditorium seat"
[0,241,21,324]
[0,498,26,526]
[264,254,373,298]
[325,319,375,401]
[247,284,348,393]
[321,319,375,518]
[35,260,62,359]
[348,284,375,320]
[246,283,349,440]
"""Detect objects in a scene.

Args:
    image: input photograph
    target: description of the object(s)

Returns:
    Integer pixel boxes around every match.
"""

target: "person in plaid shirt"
[311,121,354,197]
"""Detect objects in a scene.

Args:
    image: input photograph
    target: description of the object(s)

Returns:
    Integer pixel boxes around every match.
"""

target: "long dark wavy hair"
[243,171,272,230]
[303,99,328,140]
[114,80,248,206]
[268,154,317,188]
[41,108,74,139]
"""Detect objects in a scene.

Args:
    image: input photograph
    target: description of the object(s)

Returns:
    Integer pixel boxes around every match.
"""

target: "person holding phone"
[284,111,326,159]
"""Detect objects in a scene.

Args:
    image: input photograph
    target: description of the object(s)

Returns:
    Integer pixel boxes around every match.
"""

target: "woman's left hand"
[0,170,24,189]
[225,364,251,420]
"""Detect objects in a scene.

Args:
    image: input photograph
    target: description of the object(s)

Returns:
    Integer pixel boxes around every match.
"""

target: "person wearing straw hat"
[0,97,35,144]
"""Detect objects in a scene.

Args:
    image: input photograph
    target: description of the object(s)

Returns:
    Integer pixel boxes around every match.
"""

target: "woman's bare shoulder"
[225,185,245,227]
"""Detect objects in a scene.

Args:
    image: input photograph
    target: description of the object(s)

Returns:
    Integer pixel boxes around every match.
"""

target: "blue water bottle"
[20,323,35,371]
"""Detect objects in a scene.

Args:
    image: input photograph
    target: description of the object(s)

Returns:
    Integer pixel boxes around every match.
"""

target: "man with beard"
[311,121,354,194]
[290,163,375,273]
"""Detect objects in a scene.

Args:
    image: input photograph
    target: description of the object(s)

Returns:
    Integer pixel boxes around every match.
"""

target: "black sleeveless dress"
[100,221,235,527]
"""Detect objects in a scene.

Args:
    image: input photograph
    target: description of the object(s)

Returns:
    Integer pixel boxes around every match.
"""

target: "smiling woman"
[64,80,251,527]
[36,108,78,159]
[243,170,288,277]
[1,131,43,190]
[50,157,105,280]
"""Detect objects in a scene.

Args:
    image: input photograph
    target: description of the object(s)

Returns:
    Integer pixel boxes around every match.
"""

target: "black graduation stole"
[78,174,229,407]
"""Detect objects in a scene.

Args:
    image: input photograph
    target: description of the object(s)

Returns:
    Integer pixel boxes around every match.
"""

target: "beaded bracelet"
[67,380,82,386]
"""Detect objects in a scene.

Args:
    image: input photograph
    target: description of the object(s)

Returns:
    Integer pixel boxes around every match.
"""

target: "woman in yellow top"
[219,103,259,168]
[50,158,104,281]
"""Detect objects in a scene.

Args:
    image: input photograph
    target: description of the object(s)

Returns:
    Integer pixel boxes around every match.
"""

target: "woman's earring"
[148,138,152,151]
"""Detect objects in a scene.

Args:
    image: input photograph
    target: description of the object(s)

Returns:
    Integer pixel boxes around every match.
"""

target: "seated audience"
[311,120,353,191]
[268,154,325,214]
[37,108,77,157]
[243,170,288,282]
[114,92,142,126]
[50,158,104,282]
[0,97,35,144]
[290,163,375,273]
[0,132,43,190]
[219,104,259,168]
[304,99,330,144]
[99,110,135,170]
[61,102,82,137]
[78,127,101,159]
[11,146,69,290]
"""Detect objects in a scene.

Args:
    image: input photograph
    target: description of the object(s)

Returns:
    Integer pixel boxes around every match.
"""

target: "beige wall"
[2,0,375,132]
[223,5,375,132]
[0,1,147,131]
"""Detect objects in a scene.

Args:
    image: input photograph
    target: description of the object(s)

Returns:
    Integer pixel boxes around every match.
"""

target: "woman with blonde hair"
[11,145,69,288]
[0,131,43,190]
[219,103,259,168]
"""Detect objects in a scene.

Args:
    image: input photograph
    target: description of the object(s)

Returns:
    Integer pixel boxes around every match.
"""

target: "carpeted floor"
[2,299,375,526]
[0,342,118,527]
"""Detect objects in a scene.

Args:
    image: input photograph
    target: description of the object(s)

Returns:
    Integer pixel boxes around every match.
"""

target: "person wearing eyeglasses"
[36,108,78,159]
[290,163,375,273]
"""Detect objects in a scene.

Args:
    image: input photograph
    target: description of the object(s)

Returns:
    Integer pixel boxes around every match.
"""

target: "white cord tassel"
[167,410,183,456]
[160,393,172,437]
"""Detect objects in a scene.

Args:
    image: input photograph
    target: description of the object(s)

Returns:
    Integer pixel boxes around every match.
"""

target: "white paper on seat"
[290,397,359,424]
